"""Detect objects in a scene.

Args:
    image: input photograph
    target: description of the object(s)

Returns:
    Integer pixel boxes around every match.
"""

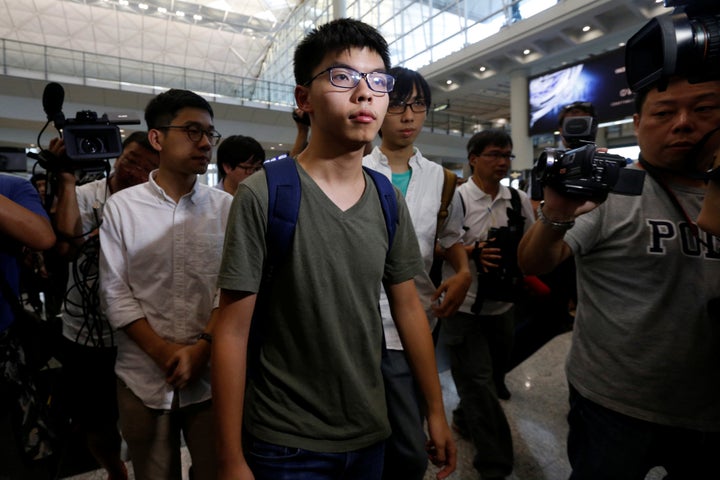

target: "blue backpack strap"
[248,157,300,380]
[264,157,301,266]
[363,166,398,249]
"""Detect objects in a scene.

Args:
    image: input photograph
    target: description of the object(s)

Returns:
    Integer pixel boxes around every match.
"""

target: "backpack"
[246,157,399,377]
[263,157,398,267]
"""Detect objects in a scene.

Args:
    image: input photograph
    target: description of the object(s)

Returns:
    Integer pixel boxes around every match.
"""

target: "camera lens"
[78,137,106,154]
[535,149,559,181]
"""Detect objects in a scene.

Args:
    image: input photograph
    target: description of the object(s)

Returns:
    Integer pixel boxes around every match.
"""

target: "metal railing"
[0,37,473,136]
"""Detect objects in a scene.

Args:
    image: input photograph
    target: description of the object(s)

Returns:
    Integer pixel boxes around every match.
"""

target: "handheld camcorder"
[625,0,720,92]
[534,145,645,202]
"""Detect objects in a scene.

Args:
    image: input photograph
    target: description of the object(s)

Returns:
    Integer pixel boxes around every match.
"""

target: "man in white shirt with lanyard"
[442,129,535,480]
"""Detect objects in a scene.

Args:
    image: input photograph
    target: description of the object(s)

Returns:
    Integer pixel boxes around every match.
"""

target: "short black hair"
[466,130,513,159]
[144,89,214,130]
[216,135,266,180]
[122,131,154,152]
[293,18,391,87]
[388,67,431,107]
[558,101,596,126]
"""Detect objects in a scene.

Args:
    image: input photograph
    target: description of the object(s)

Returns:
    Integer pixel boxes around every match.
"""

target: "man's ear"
[148,129,163,152]
[468,153,477,170]
[295,85,312,115]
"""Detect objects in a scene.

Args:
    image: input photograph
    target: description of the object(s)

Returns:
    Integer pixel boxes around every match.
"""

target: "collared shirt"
[446,178,535,316]
[364,146,465,349]
[99,170,232,409]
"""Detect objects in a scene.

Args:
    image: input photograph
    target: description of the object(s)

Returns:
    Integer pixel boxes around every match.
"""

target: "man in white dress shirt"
[99,89,232,480]
[363,66,471,480]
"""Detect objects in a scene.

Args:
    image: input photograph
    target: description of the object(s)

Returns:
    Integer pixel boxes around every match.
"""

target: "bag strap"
[264,157,302,270]
[506,187,526,233]
[436,168,458,239]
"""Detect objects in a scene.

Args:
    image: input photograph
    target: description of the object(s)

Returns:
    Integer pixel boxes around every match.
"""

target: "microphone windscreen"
[42,82,65,119]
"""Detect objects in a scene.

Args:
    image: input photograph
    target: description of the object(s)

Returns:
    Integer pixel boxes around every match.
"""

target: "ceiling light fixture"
[158,7,167,13]
[176,11,185,17]
[433,100,450,112]
[446,79,453,85]
[118,0,129,5]
[138,3,148,9]
[523,49,531,55]
[479,66,487,72]
[582,25,591,32]
[193,14,202,21]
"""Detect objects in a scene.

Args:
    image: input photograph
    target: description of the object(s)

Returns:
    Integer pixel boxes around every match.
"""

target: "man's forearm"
[517,220,573,275]
[55,173,83,241]
[212,290,256,475]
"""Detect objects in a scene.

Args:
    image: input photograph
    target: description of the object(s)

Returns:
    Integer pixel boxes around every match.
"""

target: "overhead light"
[479,66,487,72]
[193,14,203,21]
[433,100,450,112]
[176,10,185,17]
[138,3,148,9]
[523,49,531,55]
[158,7,167,13]
[445,79,453,86]
[118,0,129,5]
[582,25,591,32]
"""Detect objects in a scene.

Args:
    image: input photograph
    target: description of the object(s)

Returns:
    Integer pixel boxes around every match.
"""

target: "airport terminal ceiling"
[0,0,671,158]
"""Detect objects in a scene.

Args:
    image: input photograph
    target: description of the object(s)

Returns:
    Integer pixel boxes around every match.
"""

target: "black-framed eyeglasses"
[304,67,395,93]
[236,163,262,174]
[157,125,222,146]
[478,152,516,161]
[387,99,428,115]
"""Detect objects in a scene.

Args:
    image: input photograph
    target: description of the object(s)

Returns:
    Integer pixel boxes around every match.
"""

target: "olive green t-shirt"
[217,163,423,452]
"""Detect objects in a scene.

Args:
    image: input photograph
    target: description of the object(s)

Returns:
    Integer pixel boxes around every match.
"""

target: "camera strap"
[639,157,713,250]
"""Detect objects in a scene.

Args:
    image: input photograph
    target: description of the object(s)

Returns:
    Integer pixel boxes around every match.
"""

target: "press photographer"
[50,130,158,480]
[440,129,535,479]
[518,0,720,477]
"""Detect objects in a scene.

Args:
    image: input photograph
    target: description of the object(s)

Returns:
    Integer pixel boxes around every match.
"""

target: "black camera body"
[626,0,720,92]
[534,144,645,201]
[61,111,124,162]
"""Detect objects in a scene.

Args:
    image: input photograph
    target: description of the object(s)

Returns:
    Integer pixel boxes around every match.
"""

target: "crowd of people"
[1,14,719,480]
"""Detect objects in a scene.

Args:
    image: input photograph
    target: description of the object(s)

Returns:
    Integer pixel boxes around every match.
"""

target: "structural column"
[510,69,533,171]
[333,0,347,19]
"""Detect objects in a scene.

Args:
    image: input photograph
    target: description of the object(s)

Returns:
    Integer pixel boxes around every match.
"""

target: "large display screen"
[528,47,635,135]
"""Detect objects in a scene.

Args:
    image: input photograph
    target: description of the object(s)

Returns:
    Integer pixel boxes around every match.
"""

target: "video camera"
[625,0,720,92]
[33,82,139,171]
[534,144,645,202]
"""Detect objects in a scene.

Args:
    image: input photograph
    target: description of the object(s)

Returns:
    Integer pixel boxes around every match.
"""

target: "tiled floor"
[64,332,667,480]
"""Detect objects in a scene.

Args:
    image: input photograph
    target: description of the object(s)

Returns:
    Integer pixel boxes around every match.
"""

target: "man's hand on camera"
[541,186,599,222]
